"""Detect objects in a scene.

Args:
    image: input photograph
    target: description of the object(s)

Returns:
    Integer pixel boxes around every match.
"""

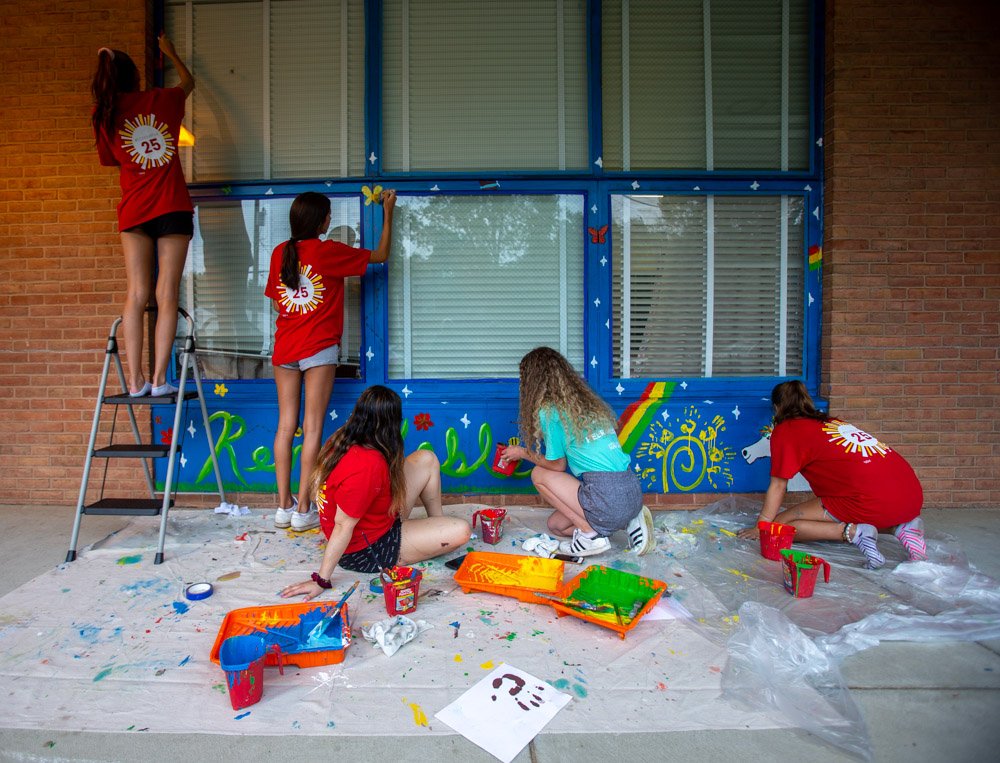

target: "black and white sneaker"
[558,529,611,557]
[626,506,656,555]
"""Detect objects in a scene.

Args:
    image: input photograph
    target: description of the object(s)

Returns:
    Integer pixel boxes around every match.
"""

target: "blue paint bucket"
[219,635,266,710]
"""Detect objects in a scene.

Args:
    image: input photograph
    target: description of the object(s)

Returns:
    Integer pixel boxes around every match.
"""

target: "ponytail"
[281,192,332,289]
[280,240,300,290]
[91,47,140,136]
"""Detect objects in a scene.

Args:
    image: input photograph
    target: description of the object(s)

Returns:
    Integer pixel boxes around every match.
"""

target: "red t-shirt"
[264,238,372,366]
[770,417,923,527]
[316,445,395,555]
[94,87,193,231]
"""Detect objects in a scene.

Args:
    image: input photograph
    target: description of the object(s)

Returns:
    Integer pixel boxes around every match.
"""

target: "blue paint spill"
[78,626,100,643]
[171,601,190,615]
[327,721,336,728]
[234,711,251,720]
[178,655,191,667]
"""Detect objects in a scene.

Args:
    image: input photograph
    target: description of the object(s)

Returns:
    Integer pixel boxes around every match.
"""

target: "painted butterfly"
[362,184,384,205]
[588,224,608,244]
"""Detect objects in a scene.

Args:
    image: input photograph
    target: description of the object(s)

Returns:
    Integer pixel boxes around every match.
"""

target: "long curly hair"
[771,380,829,425]
[309,385,406,514]
[517,347,617,452]
[91,48,140,135]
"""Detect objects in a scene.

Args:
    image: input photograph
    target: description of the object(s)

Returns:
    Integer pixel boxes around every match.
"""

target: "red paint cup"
[383,566,422,616]
[492,444,520,476]
[219,635,266,710]
[472,508,507,545]
[757,521,796,560]
[780,549,831,597]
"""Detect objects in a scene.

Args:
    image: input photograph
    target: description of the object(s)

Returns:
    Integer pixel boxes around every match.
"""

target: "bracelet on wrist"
[311,572,332,589]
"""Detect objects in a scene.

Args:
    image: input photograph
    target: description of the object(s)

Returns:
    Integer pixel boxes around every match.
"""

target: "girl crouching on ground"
[280,385,470,600]
[738,380,926,568]
[500,347,654,557]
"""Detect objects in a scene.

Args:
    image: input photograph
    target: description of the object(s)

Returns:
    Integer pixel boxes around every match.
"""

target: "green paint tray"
[551,565,667,639]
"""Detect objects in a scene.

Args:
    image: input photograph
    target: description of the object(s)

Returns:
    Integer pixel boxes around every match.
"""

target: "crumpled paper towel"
[213,502,251,517]
[522,534,560,558]
[362,615,433,656]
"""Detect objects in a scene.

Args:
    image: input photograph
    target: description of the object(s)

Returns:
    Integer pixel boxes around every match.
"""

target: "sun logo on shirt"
[119,113,176,169]
[315,485,328,518]
[279,265,326,314]
[822,419,889,458]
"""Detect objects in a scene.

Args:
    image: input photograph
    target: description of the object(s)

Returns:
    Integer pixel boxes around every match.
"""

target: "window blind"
[387,195,585,379]
[382,0,588,172]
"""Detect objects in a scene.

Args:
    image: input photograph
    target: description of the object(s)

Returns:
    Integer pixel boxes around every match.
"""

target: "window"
[611,194,804,378]
[602,0,811,171]
[181,196,363,379]
[164,0,366,182]
[382,0,589,171]
[387,195,585,378]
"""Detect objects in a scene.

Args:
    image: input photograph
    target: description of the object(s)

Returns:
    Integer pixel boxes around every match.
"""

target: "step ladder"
[66,307,226,565]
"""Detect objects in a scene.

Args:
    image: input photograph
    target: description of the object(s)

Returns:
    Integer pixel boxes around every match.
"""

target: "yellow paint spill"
[454,654,463,662]
[692,519,704,525]
[726,568,750,582]
[718,528,737,537]
[402,697,429,727]
[480,660,495,670]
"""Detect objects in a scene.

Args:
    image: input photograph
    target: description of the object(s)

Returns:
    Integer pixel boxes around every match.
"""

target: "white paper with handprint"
[434,663,571,762]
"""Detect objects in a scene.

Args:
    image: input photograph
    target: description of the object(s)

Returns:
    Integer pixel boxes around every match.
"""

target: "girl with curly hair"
[501,347,654,557]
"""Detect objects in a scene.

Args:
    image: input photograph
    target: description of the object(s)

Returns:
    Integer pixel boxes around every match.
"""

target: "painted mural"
[156,382,786,496]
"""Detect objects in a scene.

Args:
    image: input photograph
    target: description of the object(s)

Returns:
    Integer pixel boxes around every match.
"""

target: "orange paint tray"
[550,565,667,640]
[454,551,564,605]
[209,600,352,669]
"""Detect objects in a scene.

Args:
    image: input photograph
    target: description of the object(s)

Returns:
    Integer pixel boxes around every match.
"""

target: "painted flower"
[414,413,433,431]
[214,383,228,397]
[160,428,173,445]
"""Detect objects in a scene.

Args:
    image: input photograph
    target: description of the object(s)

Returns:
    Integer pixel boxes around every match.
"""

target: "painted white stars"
[366,346,374,361]
[816,137,823,148]
[808,292,815,306]
[813,206,820,220]
[732,404,741,420]
[329,410,338,422]
[703,399,714,405]
[401,385,412,398]
[265,188,274,195]
[187,421,196,438]
[680,381,688,390]
[369,152,377,165]
[693,186,701,191]
[750,181,760,191]
[615,383,624,395]
[179,453,187,468]
[605,319,610,329]
[631,180,640,190]
[594,156,603,168]
[430,184,440,191]
[661,409,670,421]
[599,255,608,267]
[590,356,598,368]
[460,414,471,428]
[591,204,598,214]
[325,180,333,187]
[593,297,601,308]
[804,184,812,192]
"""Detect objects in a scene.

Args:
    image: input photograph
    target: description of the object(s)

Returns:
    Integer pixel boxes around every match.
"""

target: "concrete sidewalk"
[1,504,998,763]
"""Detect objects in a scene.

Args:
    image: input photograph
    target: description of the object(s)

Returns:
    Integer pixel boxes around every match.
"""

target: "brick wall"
[0,0,997,509]
[0,0,154,504]
[824,0,1000,508]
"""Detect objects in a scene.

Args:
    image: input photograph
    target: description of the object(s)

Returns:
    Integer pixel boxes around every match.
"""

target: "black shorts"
[338,517,402,573]
[123,211,194,238]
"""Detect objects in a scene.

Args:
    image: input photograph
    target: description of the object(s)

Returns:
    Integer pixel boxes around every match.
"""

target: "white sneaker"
[558,529,611,557]
[274,497,299,529]
[626,506,656,556]
[290,503,320,532]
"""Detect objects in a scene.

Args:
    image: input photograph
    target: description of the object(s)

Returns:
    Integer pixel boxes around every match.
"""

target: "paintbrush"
[532,591,616,614]
[305,579,360,644]
[236,619,299,645]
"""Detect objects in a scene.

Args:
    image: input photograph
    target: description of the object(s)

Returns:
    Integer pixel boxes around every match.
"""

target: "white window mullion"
[340,0,349,176]
[402,215,412,377]
[703,0,714,171]
[401,0,410,172]
[556,0,566,171]
[779,195,789,375]
[262,0,271,178]
[704,196,715,377]
[621,0,631,172]
[559,196,568,354]
[621,196,632,378]
[183,1,193,180]
[781,0,790,171]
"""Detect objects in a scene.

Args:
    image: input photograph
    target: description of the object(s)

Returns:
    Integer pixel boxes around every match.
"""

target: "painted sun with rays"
[280,265,326,314]
[315,484,328,519]
[118,113,176,169]
[822,419,889,458]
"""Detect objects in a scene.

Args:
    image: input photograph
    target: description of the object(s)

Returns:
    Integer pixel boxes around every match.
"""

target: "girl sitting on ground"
[500,347,654,558]
[738,380,926,568]
[280,385,470,600]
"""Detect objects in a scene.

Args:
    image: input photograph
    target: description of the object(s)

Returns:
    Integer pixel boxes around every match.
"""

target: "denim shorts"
[338,518,402,573]
[279,344,339,371]
[123,211,194,238]
[577,470,643,537]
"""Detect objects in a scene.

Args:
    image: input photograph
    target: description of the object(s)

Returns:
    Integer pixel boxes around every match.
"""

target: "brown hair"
[309,385,406,514]
[281,192,332,289]
[91,48,140,135]
[517,346,616,452]
[771,380,829,425]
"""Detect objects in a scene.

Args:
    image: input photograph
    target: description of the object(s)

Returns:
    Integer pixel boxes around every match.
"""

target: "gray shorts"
[577,470,643,537]
[279,344,339,372]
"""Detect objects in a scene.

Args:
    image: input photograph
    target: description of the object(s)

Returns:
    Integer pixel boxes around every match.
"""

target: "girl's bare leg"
[150,234,190,388]
[297,364,336,510]
[531,467,595,536]
[120,231,155,393]
[273,365,302,511]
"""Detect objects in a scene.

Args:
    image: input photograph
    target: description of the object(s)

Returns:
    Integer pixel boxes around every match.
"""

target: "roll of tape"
[185,582,213,600]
